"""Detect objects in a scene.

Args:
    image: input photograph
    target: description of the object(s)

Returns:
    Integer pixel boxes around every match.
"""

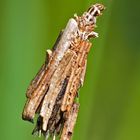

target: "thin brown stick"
[60,103,79,140]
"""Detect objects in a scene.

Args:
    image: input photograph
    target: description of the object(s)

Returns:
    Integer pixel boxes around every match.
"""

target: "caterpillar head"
[83,3,105,25]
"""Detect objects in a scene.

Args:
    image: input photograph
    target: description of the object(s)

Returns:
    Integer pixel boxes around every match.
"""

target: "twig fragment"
[60,103,79,140]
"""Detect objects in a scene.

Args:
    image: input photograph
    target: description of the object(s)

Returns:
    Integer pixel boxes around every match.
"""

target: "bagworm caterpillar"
[22,3,105,140]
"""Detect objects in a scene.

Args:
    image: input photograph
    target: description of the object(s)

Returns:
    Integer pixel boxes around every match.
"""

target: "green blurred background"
[0,0,140,140]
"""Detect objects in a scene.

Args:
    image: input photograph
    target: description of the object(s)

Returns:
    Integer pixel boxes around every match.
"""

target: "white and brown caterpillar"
[22,3,105,140]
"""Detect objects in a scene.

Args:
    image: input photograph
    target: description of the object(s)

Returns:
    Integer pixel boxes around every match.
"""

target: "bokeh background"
[0,0,140,140]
